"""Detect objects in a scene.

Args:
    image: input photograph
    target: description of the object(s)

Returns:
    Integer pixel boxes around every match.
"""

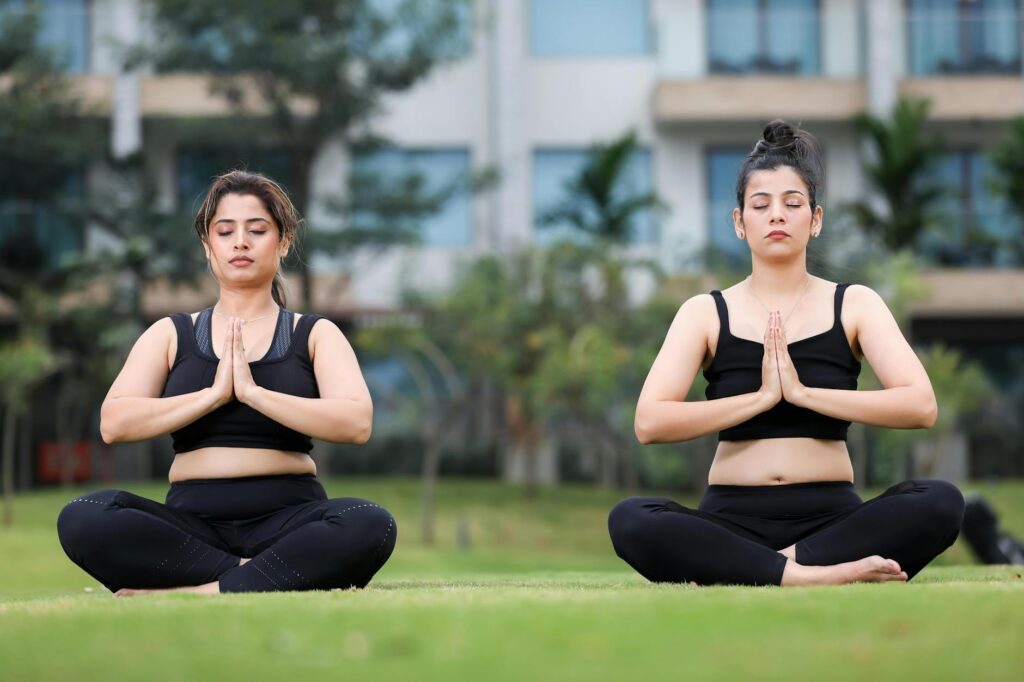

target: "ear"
[732,207,745,239]
[201,238,211,260]
[812,205,824,235]
[279,235,292,258]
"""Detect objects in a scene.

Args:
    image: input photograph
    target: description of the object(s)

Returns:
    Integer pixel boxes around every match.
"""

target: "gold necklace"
[211,305,278,326]
[746,275,811,327]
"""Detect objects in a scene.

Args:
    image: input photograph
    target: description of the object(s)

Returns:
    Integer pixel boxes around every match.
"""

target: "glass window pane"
[708,0,759,73]
[707,150,748,263]
[533,147,657,245]
[908,0,960,75]
[353,148,472,247]
[530,0,651,57]
[765,0,819,74]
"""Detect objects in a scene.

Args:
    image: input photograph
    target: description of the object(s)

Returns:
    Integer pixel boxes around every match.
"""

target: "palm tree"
[537,130,664,243]
[847,98,946,251]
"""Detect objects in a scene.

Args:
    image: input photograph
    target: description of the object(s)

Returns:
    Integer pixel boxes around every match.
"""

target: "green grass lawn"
[1,478,1022,681]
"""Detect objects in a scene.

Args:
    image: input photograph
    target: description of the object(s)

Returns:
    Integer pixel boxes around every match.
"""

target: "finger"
[221,317,232,359]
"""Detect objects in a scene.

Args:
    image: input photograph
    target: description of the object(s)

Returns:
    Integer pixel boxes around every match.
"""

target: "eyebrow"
[749,190,806,199]
[213,217,271,226]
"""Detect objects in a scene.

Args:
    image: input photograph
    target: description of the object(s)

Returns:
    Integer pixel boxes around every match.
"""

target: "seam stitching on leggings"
[332,503,381,517]
[182,548,211,577]
[65,498,106,507]
[259,553,295,588]
[166,538,201,574]
[269,548,307,584]
[153,535,193,575]
[377,518,395,553]
[251,561,282,590]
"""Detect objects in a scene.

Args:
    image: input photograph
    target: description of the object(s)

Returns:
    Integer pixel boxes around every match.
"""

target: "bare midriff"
[708,438,853,486]
[168,448,317,483]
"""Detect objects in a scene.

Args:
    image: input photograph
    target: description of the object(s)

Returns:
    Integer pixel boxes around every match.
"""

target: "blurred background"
[0,0,1022,537]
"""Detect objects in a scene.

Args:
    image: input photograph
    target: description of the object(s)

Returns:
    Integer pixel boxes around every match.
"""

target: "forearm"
[101,389,222,444]
[243,387,373,444]
[791,385,937,429]
[636,391,773,444]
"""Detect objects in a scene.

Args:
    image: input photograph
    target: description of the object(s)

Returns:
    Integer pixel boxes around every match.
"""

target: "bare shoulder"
[307,315,349,360]
[843,283,889,317]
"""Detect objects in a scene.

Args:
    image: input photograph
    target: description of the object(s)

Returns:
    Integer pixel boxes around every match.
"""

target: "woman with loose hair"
[57,170,396,595]
[608,121,964,586]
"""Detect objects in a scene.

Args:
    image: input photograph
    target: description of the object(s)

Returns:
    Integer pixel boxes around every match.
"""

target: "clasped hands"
[760,311,808,409]
[210,317,260,408]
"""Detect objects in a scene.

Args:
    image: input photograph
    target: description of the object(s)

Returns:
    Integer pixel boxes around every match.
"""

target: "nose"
[233,231,250,250]
[769,200,786,224]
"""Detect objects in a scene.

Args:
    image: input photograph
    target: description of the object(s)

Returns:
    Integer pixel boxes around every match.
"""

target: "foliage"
[0,338,55,411]
[989,116,1024,260]
[537,130,664,243]
[845,98,946,252]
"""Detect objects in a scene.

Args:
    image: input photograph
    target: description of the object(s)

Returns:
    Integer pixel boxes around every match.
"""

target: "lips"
[230,257,253,264]
[767,231,790,238]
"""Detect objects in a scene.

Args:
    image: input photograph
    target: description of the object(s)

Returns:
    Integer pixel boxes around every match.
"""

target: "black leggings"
[608,479,964,586]
[56,474,397,593]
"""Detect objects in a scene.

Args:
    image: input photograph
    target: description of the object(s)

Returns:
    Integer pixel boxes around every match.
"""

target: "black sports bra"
[161,307,323,454]
[702,283,862,441]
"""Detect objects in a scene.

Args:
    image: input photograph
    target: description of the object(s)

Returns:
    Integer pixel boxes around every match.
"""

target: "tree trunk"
[17,410,31,491]
[2,405,16,527]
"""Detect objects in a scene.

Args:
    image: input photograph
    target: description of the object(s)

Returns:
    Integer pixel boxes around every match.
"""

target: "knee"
[56,490,120,553]
[608,497,660,554]
[327,499,397,553]
[919,480,966,536]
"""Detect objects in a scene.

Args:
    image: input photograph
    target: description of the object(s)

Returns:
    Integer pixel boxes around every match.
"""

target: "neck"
[214,287,278,320]
[748,256,810,304]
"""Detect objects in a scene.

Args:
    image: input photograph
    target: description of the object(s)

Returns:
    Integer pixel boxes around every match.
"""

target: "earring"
[738,231,745,239]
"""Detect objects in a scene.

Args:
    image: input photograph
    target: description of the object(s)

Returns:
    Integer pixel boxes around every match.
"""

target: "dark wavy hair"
[736,119,824,212]
[194,170,301,308]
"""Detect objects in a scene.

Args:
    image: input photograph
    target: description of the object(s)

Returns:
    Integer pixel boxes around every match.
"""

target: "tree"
[0,338,55,525]
[0,3,103,339]
[537,130,663,243]
[141,0,473,308]
[989,116,1024,261]
[846,98,947,252]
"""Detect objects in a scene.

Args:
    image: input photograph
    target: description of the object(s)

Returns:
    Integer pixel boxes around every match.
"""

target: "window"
[0,0,90,72]
[177,149,294,213]
[908,0,1021,75]
[352,148,473,248]
[707,150,749,264]
[533,147,658,245]
[707,0,820,74]
[364,0,473,60]
[920,149,1020,265]
[530,0,651,57]
[0,174,84,271]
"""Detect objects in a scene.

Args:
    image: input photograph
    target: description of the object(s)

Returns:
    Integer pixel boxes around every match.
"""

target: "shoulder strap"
[834,283,850,324]
[709,291,731,339]
[194,308,214,356]
[293,313,325,362]
[167,313,194,364]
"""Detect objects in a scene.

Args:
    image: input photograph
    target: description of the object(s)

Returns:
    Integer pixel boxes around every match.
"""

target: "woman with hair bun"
[608,121,964,586]
[57,170,396,595]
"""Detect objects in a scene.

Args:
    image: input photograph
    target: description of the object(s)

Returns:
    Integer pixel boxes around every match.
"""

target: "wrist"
[789,384,811,407]
[239,384,263,408]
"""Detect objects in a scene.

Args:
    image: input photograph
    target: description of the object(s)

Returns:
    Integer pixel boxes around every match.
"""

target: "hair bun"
[761,119,797,149]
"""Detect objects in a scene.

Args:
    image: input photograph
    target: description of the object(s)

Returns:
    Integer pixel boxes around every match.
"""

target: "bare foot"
[114,581,220,597]
[782,555,908,586]
[239,558,251,566]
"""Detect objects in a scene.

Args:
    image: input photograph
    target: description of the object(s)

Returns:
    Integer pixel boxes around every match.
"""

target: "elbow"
[349,404,373,445]
[99,405,120,444]
[919,396,938,429]
[634,410,656,445]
